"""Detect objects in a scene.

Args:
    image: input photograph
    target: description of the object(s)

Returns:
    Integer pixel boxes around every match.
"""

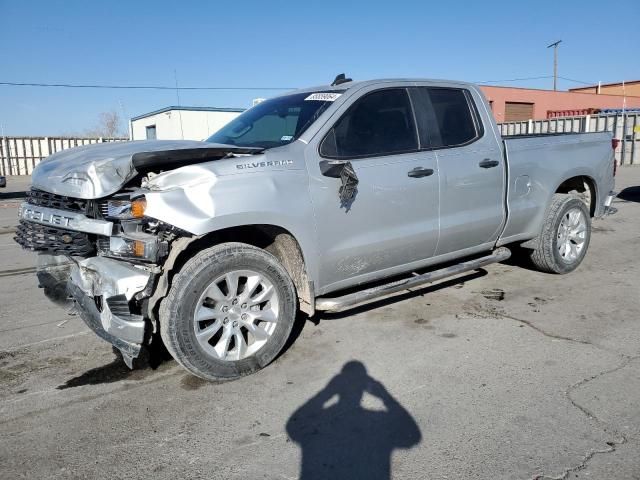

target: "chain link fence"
[2,114,638,176]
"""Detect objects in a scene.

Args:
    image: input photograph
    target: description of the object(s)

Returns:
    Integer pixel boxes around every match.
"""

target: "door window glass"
[320,88,418,158]
[414,88,479,148]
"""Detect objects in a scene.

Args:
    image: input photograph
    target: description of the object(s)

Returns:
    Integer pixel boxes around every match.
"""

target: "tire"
[160,242,297,381]
[529,194,591,274]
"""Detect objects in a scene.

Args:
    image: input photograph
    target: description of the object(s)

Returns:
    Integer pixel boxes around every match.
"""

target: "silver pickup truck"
[15,77,616,381]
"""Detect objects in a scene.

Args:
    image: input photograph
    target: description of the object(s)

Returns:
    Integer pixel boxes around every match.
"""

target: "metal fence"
[499,113,640,166]
[0,136,129,176]
[2,114,638,175]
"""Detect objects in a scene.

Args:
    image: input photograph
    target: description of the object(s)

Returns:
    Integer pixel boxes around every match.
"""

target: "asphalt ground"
[0,175,30,235]
[1,169,639,479]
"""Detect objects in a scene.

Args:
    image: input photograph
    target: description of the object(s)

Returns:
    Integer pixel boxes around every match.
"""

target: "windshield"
[206,91,342,149]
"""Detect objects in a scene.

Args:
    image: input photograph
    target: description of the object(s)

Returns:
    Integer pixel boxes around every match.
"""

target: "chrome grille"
[26,188,88,213]
[14,220,95,256]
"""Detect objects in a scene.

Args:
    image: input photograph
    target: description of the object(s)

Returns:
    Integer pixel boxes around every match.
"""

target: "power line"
[477,75,598,88]
[557,76,596,86]
[475,75,553,84]
[0,77,600,91]
[0,81,295,91]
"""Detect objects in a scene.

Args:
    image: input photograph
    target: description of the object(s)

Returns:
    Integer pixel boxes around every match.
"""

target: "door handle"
[407,167,435,178]
[479,159,500,168]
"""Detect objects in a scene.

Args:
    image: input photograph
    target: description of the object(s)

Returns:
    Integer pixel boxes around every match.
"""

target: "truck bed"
[498,131,615,246]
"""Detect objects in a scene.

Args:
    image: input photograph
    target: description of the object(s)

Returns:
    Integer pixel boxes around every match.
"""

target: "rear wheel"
[529,194,591,274]
[160,242,297,381]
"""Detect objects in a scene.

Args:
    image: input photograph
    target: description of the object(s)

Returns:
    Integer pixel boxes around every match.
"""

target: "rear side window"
[411,87,480,148]
[320,88,418,159]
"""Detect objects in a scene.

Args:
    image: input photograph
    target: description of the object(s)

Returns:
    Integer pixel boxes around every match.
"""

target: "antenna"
[174,69,185,140]
[331,73,352,86]
[546,40,562,91]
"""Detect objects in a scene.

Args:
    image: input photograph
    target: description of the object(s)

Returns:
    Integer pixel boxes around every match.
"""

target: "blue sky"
[1,0,638,136]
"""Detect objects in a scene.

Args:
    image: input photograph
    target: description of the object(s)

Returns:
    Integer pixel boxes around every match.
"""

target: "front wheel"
[160,242,297,381]
[529,194,591,274]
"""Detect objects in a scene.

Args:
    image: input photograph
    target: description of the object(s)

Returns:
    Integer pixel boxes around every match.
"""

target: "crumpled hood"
[31,140,261,199]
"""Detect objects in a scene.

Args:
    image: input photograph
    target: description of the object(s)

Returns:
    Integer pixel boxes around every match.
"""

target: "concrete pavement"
[0,175,30,234]
[1,169,639,479]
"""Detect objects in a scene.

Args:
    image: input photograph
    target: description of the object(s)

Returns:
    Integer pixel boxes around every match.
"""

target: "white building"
[129,106,245,141]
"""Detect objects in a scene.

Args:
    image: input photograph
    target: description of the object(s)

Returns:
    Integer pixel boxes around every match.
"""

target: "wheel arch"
[553,174,598,217]
[148,224,315,326]
[513,174,597,250]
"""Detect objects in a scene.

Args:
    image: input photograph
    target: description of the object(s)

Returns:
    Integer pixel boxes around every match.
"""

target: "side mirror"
[319,160,359,207]
[319,159,347,178]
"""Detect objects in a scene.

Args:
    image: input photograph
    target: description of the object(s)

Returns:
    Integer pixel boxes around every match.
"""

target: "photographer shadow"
[286,361,421,480]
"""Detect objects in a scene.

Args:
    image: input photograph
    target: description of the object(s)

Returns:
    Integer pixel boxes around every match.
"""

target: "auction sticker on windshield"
[305,92,342,101]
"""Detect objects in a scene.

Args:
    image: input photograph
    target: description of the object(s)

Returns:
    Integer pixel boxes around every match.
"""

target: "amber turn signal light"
[132,240,146,257]
[130,198,147,218]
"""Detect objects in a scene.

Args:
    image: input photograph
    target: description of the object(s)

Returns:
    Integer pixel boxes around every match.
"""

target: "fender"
[143,166,321,288]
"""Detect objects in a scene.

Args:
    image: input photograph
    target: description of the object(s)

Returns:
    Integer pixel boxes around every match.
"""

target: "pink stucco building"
[479,85,640,122]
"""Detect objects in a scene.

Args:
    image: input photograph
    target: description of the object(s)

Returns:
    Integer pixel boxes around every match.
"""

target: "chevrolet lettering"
[21,206,73,227]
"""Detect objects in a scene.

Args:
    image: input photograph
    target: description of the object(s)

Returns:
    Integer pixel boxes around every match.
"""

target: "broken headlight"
[98,235,161,262]
[105,197,147,219]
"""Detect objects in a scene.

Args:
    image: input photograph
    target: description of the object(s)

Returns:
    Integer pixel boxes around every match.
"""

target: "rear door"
[305,86,440,293]
[411,86,505,256]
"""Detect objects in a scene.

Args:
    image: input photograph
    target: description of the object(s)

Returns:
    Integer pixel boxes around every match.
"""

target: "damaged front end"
[18,193,171,366]
[15,188,180,367]
[16,140,265,366]
[37,255,153,366]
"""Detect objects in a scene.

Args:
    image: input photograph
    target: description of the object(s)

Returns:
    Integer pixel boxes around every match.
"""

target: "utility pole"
[173,69,184,140]
[547,40,562,91]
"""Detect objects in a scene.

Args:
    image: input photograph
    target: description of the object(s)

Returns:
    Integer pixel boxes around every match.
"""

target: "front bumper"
[67,282,142,360]
[38,254,152,359]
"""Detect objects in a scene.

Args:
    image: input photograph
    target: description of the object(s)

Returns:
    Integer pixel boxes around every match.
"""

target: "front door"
[306,87,440,293]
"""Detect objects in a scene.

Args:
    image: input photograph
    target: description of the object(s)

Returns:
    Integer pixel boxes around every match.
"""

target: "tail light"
[612,139,619,177]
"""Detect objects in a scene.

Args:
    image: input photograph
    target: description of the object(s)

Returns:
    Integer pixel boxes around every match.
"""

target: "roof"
[569,80,640,91]
[131,105,246,122]
[296,77,475,92]
[264,78,477,100]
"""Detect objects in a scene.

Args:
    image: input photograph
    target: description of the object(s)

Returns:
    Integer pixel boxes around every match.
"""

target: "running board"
[315,247,511,313]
